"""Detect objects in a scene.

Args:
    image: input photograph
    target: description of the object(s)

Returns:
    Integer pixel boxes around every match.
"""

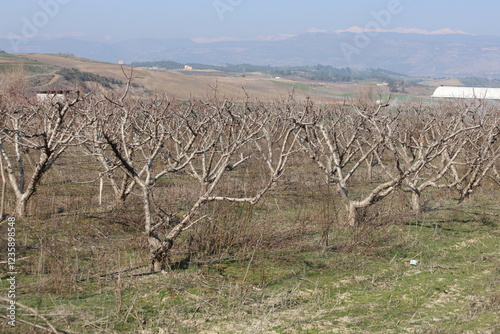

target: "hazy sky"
[1,0,500,42]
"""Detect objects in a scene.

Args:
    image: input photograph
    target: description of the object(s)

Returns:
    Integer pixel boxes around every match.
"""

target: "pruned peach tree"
[396,100,499,211]
[293,98,486,226]
[91,92,300,271]
[444,101,500,202]
[0,92,88,218]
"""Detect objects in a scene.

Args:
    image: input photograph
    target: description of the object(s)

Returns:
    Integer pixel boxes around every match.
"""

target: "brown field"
[17,54,321,101]
[0,53,449,104]
[0,59,23,64]
[16,53,420,103]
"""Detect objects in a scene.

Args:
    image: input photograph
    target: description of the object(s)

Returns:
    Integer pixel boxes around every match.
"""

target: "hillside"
[0,51,58,75]
[7,52,500,102]
[14,54,333,101]
[1,53,412,102]
[2,31,500,78]
[0,52,126,93]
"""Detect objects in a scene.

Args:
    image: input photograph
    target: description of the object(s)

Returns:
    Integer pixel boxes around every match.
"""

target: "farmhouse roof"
[431,86,500,100]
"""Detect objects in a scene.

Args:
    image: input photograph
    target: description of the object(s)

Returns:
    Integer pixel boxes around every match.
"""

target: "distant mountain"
[1,31,500,78]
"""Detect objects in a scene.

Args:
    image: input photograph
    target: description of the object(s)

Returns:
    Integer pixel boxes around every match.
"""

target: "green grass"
[0,57,59,75]
[2,203,498,333]
[0,52,22,61]
[0,51,61,80]
[0,152,498,333]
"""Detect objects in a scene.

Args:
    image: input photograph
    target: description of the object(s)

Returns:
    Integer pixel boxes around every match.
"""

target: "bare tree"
[294,99,473,226]
[391,103,482,214]
[95,93,300,271]
[0,92,87,217]
[295,101,390,226]
[442,102,500,202]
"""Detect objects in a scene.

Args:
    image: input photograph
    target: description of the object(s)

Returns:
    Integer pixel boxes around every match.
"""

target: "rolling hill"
[1,31,500,78]
[3,52,382,102]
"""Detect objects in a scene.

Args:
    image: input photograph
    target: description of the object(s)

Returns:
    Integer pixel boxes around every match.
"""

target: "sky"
[1,0,500,43]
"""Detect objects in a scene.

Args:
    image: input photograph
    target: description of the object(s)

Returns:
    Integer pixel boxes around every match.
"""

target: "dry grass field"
[18,53,325,101]
[0,52,442,104]
[15,53,433,103]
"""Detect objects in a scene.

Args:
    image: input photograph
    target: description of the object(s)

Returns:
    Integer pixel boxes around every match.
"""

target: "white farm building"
[431,86,500,100]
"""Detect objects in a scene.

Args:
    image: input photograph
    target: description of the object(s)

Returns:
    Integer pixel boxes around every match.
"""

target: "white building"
[431,86,500,100]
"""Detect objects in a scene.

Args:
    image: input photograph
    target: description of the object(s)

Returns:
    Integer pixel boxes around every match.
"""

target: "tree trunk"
[366,164,373,182]
[0,179,5,218]
[151,254,165,272]
[0,157,5,218]
[114,174,134,205]
[149,236,173,272]
[99,177,103,206]
[411,190,422,215]
[14,184,37,218]
[114,193,127,205]
[15,196,27,218]
[347,202,359,227]
[140,184,172,272]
